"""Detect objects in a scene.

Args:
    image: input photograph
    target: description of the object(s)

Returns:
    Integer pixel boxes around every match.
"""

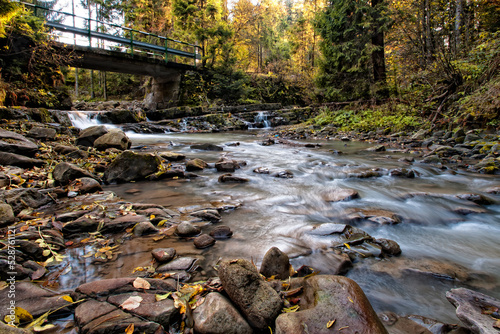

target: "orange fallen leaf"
[125,323,134,334]
[327,319,336,328]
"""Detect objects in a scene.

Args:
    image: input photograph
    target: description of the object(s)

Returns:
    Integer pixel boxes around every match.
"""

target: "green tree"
[315,0,391,101]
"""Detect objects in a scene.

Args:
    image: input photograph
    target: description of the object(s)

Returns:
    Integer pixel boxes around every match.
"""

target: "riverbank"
[1,106,500,333]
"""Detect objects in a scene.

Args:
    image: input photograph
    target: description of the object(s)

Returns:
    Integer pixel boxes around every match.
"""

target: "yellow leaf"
[61,295,73,303]
[155,292,172,301]
[42,250,51,257]
[33,324,56,332]
[157,220,168,227]
[125,323,134,334]
[5,307,34,325]
[133,277,151,290]
[150,214,155,219]
[348,297,353,303]
[83,252,94,258]
[282,305,300,313]
[343,243,351,249]
[327,319,336,328]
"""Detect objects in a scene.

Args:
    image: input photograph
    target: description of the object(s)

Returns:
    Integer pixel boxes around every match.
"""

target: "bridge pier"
[144,72,182,110]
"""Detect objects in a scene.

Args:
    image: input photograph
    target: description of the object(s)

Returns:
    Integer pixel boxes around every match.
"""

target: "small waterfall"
[67,111,117,130]
[254,111,271,128]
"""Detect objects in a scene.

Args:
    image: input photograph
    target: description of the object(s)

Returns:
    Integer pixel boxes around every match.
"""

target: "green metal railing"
[20,1,201,66]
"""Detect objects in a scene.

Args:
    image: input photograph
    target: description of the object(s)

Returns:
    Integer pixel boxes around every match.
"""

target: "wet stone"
[193,292,253,334]
[308,223,347,236]
[194,234,216,249]
[321,188,359,202]
[273,170,294,178]
[27,127,57,140]
[156,257,197,272]
[260,247,291,280]
[253,167,270,174]
[176,221,201,237]
[190,143,224,151]
[0,151,45,168]
[218,259,283,330]
[53,162,98,185]
[209,225,233,239]
[190,209,221,223]
[186,158,208,171]
[218,174,250,183]
[0,203,15,227]
[151,248,176,263]
[133,221,159,236]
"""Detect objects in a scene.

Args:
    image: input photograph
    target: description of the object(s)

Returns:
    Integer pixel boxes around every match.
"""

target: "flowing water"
[65,113,500,324]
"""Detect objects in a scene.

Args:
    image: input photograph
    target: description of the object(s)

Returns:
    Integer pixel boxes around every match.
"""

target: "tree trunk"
[454,0,463,55]
[371,0,387,91]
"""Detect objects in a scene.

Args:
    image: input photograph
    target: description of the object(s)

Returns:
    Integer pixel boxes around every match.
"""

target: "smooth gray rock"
[0,151,45,168]
[218,259,283,329]
[27,127,57,140]
[76,125,108,147]
[209,225,233,239]
[0,129,38,156]
[93,129,131,151]
[260,247,291,280]
[156,257,197,272]
[53,162,98,185]
[133,221,159,236]
[193,292,253,334]
[176,222,201,237]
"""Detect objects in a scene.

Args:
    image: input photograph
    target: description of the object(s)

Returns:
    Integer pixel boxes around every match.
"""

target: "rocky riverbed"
[1,106,500,333]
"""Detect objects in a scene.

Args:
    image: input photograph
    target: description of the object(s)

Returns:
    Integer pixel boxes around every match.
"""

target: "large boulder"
[0,129,38,156]
[446,288,500,334]
[0,151,45,168]
[76,125,108,148]
[260,247,291,280]
[103,151,161,183]
[218,259,283,330]
[27,127,57,140]
[52,162,98,185]
[93,129,132,151]
[275,275,388,334]
[193,292,253,334]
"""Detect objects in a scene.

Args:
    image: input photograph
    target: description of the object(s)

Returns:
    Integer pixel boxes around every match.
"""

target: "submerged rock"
[190,143,224,151]
[218,259,283,329]
[321,188,359,202]
[209,225,233,239]
[176,221,201,237]
[194,234,216,249]
[218,174,250,183]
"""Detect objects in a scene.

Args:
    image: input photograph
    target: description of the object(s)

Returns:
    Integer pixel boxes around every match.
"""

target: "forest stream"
[58,111,500,325]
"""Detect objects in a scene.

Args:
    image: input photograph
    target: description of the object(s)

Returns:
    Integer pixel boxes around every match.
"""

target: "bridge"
[21,2,202,108]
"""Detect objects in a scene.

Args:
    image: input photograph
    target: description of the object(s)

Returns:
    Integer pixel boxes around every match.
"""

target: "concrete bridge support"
[144,72,183,110]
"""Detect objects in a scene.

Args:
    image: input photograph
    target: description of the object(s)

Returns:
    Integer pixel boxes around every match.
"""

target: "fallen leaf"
[64,241,74,247]
[4,307,34,325]
[155,292,172,301]
[31,266,46,280]
[327,319,336,328]
[120,296,143,310]
[20,225,30,232]
[33,324,56,332]
[283,305,300,313]
[125,323,134,334]
[339,326,349,331]
[133,277,151,290]
[348,297,353,303]
[61,295,73,303]
[494,319,500,329]
[42,250,51,257]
